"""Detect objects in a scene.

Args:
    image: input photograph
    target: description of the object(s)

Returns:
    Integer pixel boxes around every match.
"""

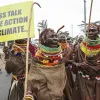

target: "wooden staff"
[57,25,68,44]
[57,25,65,33]
[24,2,41,98]
[84,0,94,62]
[38,29,41,44]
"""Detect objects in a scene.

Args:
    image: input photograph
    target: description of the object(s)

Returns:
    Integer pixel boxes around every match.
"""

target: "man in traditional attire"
[69,24,100,100]
[3,39,31,100]
[24,28,72,100]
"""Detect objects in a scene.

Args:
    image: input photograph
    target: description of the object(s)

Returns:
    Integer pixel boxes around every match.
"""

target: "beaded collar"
[35,45,63,66]
[39,44,61,54]
[10,43,26,56]
[83,37,100,46]
[80,37,100,56]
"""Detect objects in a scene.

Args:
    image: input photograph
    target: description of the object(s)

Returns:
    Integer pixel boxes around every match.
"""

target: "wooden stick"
[84,0,94,62]
[57,25,65,33]
[24,2,41,99]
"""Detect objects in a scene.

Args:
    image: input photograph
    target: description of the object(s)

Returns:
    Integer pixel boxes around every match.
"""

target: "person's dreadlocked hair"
[39,28,55,44]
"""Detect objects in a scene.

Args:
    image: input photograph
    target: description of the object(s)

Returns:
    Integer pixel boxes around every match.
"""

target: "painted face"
[45,30,58,48]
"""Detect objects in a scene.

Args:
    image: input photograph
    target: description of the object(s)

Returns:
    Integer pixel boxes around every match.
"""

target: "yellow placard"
[0,1,34,42]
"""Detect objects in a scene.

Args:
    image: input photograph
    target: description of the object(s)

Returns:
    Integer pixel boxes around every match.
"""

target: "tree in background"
[37,20,48,34]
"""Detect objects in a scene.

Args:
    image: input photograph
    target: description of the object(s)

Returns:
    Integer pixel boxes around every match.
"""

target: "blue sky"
[0,0,99,38]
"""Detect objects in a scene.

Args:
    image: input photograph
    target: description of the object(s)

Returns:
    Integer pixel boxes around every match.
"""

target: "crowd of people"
[3,23,100,100]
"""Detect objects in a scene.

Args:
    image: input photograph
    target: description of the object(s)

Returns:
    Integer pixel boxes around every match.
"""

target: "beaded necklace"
[35,45,62,66]
[80,37,100,56]
[10,43,27,56]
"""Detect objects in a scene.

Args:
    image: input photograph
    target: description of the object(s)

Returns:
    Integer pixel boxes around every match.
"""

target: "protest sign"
[0,1,34,42]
